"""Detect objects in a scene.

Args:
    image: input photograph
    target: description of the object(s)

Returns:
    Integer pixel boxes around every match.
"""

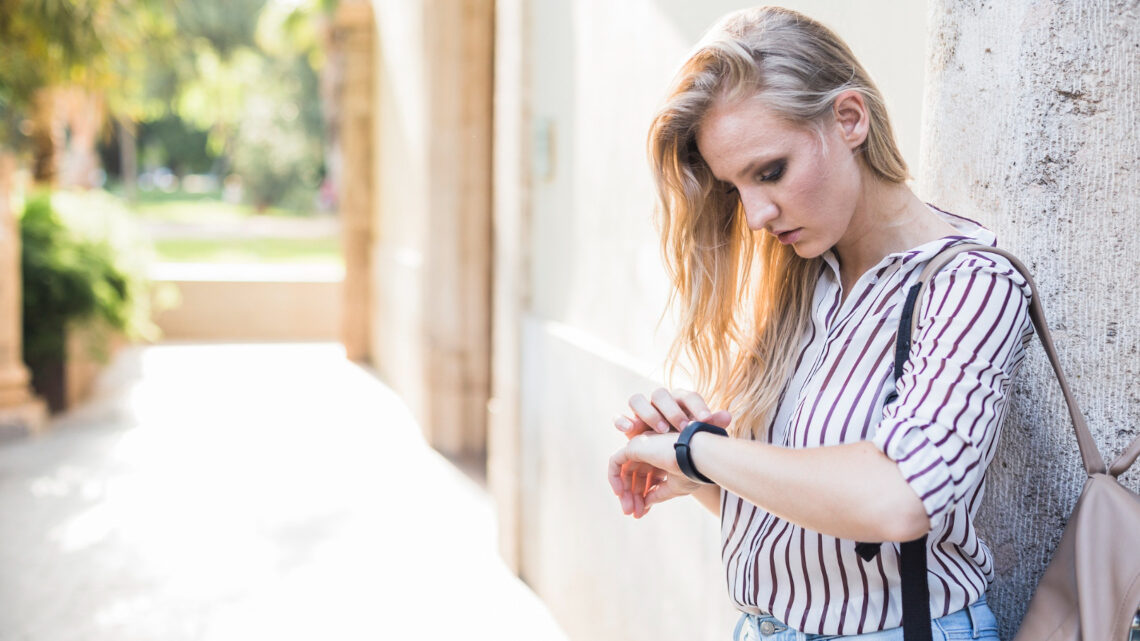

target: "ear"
[832,90,870,151]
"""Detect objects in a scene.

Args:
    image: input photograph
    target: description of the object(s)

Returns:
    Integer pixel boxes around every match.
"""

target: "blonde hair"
[648,6,909,439]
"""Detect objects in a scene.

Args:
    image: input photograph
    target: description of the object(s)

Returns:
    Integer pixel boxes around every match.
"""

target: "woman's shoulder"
[920,242,1034,307]
[917,203,1029,294]
[937,244,1030,284]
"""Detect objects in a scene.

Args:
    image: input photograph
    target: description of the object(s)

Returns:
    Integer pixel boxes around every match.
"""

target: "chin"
[790,241,825,260]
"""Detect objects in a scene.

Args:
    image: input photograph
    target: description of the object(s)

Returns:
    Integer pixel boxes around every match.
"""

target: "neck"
[833,173,956,286]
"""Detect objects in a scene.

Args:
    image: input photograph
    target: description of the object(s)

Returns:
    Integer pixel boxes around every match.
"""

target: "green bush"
[20,192,156,369]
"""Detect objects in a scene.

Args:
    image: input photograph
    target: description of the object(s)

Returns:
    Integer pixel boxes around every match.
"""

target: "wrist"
[674,421,728,484]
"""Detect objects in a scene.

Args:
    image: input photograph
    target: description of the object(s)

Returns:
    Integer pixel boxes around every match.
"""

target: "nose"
[740,191,778,232]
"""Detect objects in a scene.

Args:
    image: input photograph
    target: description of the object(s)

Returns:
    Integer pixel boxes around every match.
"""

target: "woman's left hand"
[609,431,697,518]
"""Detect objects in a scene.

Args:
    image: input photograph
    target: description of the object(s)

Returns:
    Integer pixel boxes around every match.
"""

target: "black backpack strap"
[885,283,924,406]
[899,536,932,641]
[857,282,932,641]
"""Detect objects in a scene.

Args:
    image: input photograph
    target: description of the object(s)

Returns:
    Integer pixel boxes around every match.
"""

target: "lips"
[775,228,803,244]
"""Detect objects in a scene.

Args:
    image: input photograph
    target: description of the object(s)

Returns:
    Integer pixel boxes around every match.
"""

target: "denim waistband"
[733,594,999,641]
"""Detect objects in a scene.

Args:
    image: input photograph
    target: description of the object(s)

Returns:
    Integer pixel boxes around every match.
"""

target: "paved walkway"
[0,343,568,641]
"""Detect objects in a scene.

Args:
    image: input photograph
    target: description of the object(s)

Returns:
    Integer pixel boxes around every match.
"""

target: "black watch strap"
[674,421,728,484]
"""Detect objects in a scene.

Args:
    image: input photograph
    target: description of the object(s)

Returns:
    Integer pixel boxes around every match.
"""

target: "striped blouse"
[719,206,1034,636]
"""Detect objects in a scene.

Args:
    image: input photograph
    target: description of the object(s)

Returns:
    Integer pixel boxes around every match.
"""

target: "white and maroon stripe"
[720,208,1033,635]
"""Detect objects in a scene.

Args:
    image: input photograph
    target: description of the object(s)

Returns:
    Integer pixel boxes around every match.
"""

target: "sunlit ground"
[0,343,567,641]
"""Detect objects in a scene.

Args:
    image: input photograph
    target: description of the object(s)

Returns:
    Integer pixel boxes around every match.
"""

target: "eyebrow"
[733,155,783,182]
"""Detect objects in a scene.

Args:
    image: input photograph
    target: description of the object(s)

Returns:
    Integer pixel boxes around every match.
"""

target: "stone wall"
[918,0,1140,635]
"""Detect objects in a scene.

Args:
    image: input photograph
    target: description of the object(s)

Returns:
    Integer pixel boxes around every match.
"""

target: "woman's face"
[695,92,866,259]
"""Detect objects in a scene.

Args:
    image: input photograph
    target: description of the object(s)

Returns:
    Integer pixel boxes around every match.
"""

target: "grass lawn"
[126,188,309,223]
[153,237,342,264]
[51,188,341,265]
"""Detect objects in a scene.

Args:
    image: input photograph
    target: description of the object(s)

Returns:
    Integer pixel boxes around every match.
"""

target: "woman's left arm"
[689,436,928,541]
[612,253,1033,542]
[611,432,928,541]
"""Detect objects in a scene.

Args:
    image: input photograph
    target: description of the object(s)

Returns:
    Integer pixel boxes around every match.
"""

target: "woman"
[607,6,1030,640]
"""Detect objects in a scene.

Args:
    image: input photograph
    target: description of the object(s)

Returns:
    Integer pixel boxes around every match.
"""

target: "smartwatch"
[674,421,728,484]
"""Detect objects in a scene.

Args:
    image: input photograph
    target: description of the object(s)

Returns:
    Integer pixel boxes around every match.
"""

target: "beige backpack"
[908,245,1140,641]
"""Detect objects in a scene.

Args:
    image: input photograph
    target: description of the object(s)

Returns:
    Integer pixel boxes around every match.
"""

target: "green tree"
[0,0,177,184]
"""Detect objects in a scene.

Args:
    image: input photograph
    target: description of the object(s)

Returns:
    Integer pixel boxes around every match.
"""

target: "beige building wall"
[370,0,430,436]
[152,279,343,341]
[366,0,493,459]
[498,3,930,640]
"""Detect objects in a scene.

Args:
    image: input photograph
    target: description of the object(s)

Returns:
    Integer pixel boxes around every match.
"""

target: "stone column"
[919,1,1139,635]
[422,0,495,459]
[335,1,375,363]
[0,153,47,438]
[488,0,530,573]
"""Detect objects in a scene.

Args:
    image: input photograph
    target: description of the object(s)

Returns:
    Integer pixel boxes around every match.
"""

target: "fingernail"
[680,419,691,429]
[697,411,711,420]
[657,421,668,433]
[616,420,630,432]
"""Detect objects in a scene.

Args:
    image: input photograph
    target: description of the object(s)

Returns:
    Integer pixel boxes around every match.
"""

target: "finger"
[631,466,646,498]
[707,409,733,428]
[644,480,684,507]
[621,461,636,492]
[643,469,659,497]
[629,393,670,433]
[620,489,633,515]
[616,413,654,439]
[626,415,653,437]
[608,449,632,494]
[637,469,651,498]
[636,464,662,498]
[672,388,712,422]
[631,489,645,518]
[650,387,690,431]
[613,414,634,433]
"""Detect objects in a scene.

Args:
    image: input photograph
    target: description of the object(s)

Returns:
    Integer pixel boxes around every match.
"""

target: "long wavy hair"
[648,6,909,439]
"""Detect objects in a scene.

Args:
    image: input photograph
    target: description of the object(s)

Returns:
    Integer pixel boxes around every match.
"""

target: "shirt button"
[759,620,776,635]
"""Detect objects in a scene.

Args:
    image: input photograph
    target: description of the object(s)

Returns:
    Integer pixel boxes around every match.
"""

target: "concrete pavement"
[0,343,568,641]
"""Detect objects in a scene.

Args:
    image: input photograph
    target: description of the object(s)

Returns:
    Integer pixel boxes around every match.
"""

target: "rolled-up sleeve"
[872,253,1033,526]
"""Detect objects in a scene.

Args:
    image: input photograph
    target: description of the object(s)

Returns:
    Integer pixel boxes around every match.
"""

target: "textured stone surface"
[919,0,1140,635]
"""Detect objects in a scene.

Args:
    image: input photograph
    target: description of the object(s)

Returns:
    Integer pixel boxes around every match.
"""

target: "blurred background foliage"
[20,191,158,365]
[3,0,343,406]
[1,0,337,212]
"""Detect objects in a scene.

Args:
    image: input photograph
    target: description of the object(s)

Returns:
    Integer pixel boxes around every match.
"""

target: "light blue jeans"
[733,594,1000,641]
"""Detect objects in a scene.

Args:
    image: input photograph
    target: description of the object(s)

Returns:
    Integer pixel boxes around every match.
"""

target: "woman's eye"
[758,161,785,182]
[723,184,738,196]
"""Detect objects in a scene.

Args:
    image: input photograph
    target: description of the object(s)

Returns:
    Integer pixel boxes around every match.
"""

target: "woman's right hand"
[615,387,732,437]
